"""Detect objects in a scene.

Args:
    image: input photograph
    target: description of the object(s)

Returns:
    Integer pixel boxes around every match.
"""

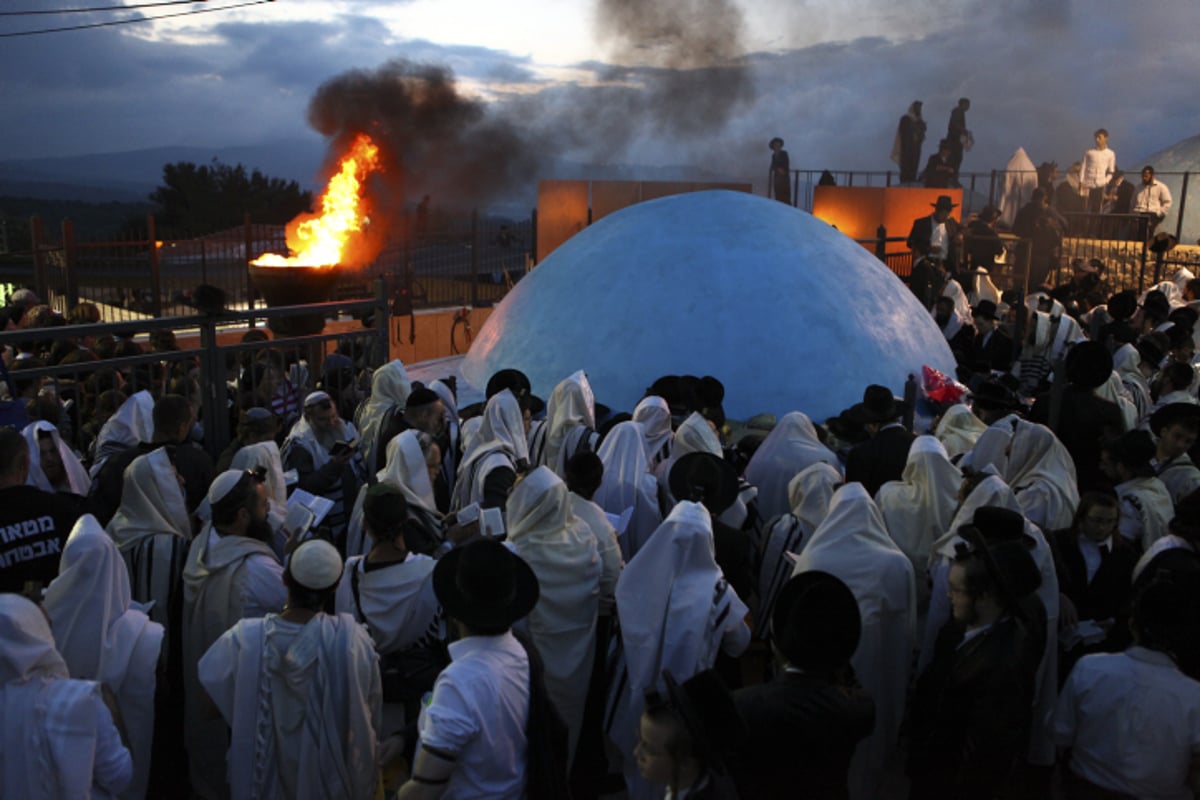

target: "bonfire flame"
[252,132,382,268]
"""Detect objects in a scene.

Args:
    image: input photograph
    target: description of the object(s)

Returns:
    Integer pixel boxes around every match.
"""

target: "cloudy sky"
[3,0,1200,199]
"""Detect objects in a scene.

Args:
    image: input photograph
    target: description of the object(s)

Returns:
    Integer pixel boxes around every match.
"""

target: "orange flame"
[252,133,382,268]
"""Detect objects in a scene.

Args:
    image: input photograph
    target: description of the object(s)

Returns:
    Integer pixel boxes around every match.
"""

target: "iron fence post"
[1176,172,1190,242]
[244,212,256,322]
[373,277,390,368]
[875,225,887,261]
[147,214,163,318]
[470,208,479,308]
[30,216,48,302]
[61,218,78,311]
[198,314,230,460]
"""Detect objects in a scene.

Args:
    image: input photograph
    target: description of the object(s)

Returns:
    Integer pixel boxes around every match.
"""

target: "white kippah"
[208,469,247,506]
[304,390,332,407]
[288,539,343,591]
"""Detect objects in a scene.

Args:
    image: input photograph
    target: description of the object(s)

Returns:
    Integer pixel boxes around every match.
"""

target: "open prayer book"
[285,489,335,541]
[457,503,506,538]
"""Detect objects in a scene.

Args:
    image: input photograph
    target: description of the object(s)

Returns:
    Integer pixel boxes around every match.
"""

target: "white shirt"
[929,217,948,257]
[416,632,530,800]
[1078,535,1113,584]
[1080,147,1116,190]
[1132,180,1173,216]
[1054,647,1200,799]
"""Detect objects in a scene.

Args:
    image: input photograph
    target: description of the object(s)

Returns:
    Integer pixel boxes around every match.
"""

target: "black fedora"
[931,195,959,212]
[970,380,1022,413]
[846,384,908,424]
[772,571,861,672]
[971,506,1032,546]
[1064,340,1114,390]
[669,451,739,515]
[432,538,539,630]
[1150,402,1200,437]
[971,299,999,321]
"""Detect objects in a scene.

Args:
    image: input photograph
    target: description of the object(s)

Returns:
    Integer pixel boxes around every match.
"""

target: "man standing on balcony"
[907,195,961,282]
[769,137,791,205]
[945,98,971,179]
[892,101,927,184]
[1081,129,1117,213]
[1132,165,1173,238]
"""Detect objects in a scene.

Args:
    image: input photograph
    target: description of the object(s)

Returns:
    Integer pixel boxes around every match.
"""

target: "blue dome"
[462,190,955,421]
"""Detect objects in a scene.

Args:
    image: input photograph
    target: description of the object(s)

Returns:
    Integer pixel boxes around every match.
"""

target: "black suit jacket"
[1049,529,1136,623]
[966,328,1014,374]
[907,215,961,265]
[844,425,915,496]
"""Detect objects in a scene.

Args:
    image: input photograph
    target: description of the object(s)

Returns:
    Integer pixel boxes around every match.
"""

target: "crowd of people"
[2,264,1200,800]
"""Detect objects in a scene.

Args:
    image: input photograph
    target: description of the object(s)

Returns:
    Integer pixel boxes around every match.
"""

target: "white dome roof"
[462,190,955,421]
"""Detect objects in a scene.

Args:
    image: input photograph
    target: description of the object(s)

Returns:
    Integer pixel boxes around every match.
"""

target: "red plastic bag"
[922,364,968,405]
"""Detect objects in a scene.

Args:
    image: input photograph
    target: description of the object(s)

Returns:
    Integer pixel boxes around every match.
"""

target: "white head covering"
[107,447,191,550]
[0,593,69,684]
[378,430,438,514]
[453,389,528,510]
[90,389,154,477]
[744,411,841,521]
[875,436,962,570]
[1005,419,1080,531]
[231,441,287,509]
[632,395,673,464]
[934,404,988,460]
[1112,343,1142,379]
[594,420,650,516]
[354,360,412,471]
[281,403,360,471]
[1094,371,1138,431]
[537,370,596,477]
[788,461,843,535]
[21,420,89,495]
[959,414,1020,475]
[672,411,722,458]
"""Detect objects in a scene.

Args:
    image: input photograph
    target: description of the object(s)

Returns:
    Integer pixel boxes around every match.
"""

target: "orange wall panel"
[812,186,963,253]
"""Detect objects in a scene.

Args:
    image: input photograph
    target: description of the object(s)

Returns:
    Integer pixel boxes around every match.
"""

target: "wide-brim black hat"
[1064,340,1114,390]
[931,195,959,211]
[1150,402,1200,437]
[772,570,861,671]
[669,451,739,515]
[971,506,1031,546]
[846,384,908,424]
[970,380,1022,412]
[433,538,539,630]
[661,669,746,772]
[971,300,999,320]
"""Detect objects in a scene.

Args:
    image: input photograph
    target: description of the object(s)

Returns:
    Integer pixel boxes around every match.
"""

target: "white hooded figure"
[1005,420,1080,532]
[657,412,756,531]
[606,501,750,800]
[453,389,530,511]
[593,419,662,560]
[0,593,133,799]
[933,404,988,460]
[22,420,90,495]
[792,483,915,800]
[505,466,601,763]
[743,411,841,523]
[529,370,599,479]
[90,389,154,478]
[44,515,163,800]
[345,429,445,558]
[999,147,1038,228]
[230,440,289,554]
[632,395,673,467]
[354,359,413,473]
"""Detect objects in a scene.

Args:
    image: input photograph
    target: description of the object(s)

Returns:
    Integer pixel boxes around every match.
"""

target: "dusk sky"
[4,0,1200,193]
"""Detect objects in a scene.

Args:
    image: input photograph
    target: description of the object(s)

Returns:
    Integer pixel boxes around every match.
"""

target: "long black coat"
[844,425,915,497]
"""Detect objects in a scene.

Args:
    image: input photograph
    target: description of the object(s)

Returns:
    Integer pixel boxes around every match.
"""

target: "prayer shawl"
[354,359,412,473]
[1115,476,1174,551]
[1006,420,1080,532]
[335,553,441,654]
[0,593,123,800]
[969,268,1003,307]
[921,475,1061,765]
[593,420,662,560]
[1113,344,1152,424]
[346,430,443,558]
[1158,454,1200,505]
[1095,371,1137,432]
[607,501,749,800]
[507,467,601,762]
[876,436,961,613]
[453,389,528,511]
[999,147,1038,228]
[755,461,842,634]
[530,370,598,479]
[744,411,841,522]
[198,613,382,800]
[44,515,162,800]
[632,395,673,467]
[22,420,90,495]
[567,493,624,615]
[90,390,154,478]
[106,447,191,672]
[960,414,1021,475]
[281,412,361,473]
[792,484,915,800]
[182,525,284,800]
[933,404,988,460]
[657,412,754,530]
[281,413,364,540]
[941,278,972,322]
[430,379,461,501]
[230,441,290,556]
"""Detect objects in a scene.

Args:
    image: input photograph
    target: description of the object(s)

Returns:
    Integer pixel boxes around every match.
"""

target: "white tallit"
[44,515,162,800]
[933,404,988,460]
[22,420,90,495]
[743,411,841,522]
[346,430,442,558]
[1006,420,1080,532]
[632,395,673,466]
[453,389,528,511]
[506,466,601,760]
[106,447,191,548]
[959,413,1021,476]
[593,420,662,560]
[90,389,154,478]
[534,370,597,478]
[354,360,412,473]
[793,483,916,800]
[281,410,361,472]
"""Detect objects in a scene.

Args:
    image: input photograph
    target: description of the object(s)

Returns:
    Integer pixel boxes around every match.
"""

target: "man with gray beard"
[282,391,367,548]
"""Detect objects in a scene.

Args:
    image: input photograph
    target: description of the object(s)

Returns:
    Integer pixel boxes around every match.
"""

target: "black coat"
[964,328,1015,375]
[1049,529,1136,624]
[907,214,961,265]
[1029,389,1125,493]
[844,425,915,497]
[733,671,874,800]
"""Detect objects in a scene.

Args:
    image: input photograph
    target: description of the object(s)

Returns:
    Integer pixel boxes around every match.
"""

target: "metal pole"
[147,214,163,318]
[198,314,230,461]
[61,218,78,312]
[470,208,479,308]
[1176,171,1190,242]
[30,216,48,303]
[875,225,887,262]
[243,212,256,320]
[373,277,390,368]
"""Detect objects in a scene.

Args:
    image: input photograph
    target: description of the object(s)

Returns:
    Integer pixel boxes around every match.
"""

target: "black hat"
[1064,341,1113,390]
[970,380,1022,412]
[846,384,908,424]
[658,669,746,773]
[931,195,958,211]
[958,530,1042,610]
[1105,429,1158,478]
[485,368,532,400]
[769,137,784,148]
[971,300,999,320]
[405,387,440,408]
[1135,335,1167,367]
[1150,402,1200,437]
[772,571,861,671]
[1108,290,1139,321]
[971,506,1028,544]
[432,538,540,630]
[978,205,1002,223]
[1150,232,1179,255]
[669,452,739,515]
